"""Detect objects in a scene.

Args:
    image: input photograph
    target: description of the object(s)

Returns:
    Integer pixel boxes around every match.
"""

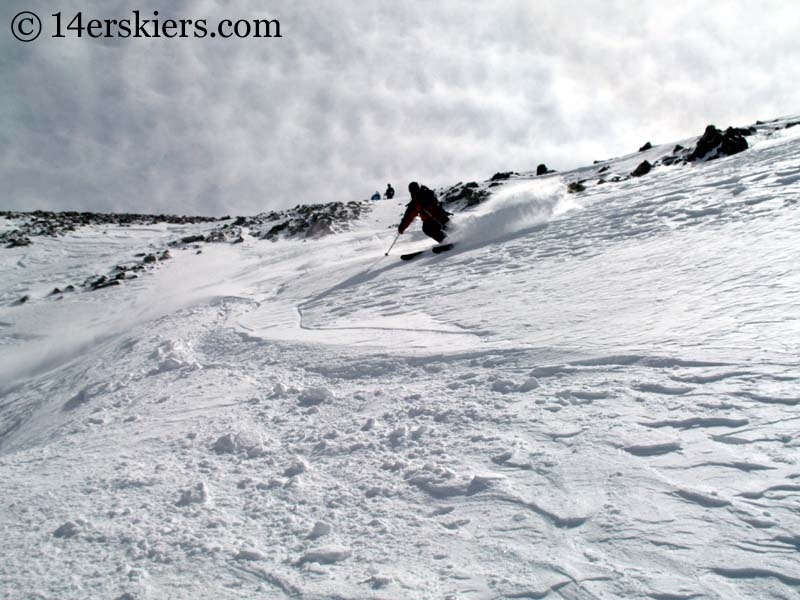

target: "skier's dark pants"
[422,220,448,243]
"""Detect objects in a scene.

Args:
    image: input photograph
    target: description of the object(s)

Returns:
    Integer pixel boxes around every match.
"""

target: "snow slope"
[1,117,799,599]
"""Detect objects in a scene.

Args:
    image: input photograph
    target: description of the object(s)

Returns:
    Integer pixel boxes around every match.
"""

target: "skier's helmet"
[408,181,420,194]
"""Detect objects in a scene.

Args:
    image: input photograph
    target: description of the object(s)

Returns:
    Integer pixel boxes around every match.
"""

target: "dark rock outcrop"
[490,171,516,182]
[688,125,749,162]
[0,210,221,248]
[639,142,652,152]
[180,234,205,244]
[631,160,652,177]
[0,230,32,248]
[209,201,367,242]
[440,182,490,207]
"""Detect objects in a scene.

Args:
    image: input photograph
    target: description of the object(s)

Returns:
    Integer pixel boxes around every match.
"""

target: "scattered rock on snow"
[439,181,490,207]
[518,377,540,392]
[297,546,351,565]
[53,521,81,538]
[491,379,518,394]
[307,521,332,540]
[176,482,210,506]
[212,432,265,458]
[235,548,266,561]
[388,425,408,443]
[283,459,308,478]
[298,386,334,407]
[366,575,393,589]
[623,441,681,456]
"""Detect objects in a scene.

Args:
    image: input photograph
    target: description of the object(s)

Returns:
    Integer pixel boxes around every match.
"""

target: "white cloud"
[1,0,798,215]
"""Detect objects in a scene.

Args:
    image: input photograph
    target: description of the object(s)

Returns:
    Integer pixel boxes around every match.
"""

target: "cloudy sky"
[2,0,799,216]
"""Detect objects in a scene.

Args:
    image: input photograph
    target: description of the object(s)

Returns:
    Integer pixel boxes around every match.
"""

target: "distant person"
[397,181,450,243]
[385,183,395,199]
[371,191,381,201]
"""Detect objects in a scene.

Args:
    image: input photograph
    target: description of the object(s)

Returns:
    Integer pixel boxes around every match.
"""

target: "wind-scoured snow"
[1,117,799,599]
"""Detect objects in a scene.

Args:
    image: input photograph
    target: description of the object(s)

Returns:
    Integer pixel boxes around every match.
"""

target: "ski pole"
[384,233,400,256]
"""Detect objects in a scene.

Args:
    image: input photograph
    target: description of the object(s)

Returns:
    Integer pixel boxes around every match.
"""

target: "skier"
[385,183,395,199]
[371,191,381,201]
[397,181,450,243]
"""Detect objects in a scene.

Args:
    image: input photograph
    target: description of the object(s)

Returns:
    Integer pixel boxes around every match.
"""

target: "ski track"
[1,121,799,598]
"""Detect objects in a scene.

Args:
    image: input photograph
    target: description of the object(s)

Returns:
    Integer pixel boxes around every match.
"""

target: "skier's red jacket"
[398,186,450,233]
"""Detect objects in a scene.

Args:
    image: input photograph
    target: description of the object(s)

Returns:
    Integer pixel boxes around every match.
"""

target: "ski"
[400,243,454,261]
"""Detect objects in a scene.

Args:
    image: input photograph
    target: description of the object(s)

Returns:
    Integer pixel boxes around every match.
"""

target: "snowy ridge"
[1,115,799,599]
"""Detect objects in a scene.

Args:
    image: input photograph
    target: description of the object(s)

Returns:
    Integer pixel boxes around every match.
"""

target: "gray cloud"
[1,0,798,215]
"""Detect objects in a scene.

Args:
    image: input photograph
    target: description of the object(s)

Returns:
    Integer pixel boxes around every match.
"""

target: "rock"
[689,125,723,161]
[283,460,308,477]
[536,164,549,176]
[490,171,516,181]
[89,275,121,290]
[12,295,29,306]
[440,182,489,207]
[180,235,205,244]
[518,377,540,392]
[297,546,351,565]
[298,387,334,407]
[307,521,332,540]
[638,142,652,152]
[143,254,157,264]
[235,548,266,561]
[688,124,749,162]
[1,230,32,248]
[720,127,749,156]
[224,201,367,242]
[176,482,210,506]
[567,182,586,193]
[53,521,81,538]
[0,211,221,248]
[631,160,652,177]
[491,379,518,394]
[212,432,264,458]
